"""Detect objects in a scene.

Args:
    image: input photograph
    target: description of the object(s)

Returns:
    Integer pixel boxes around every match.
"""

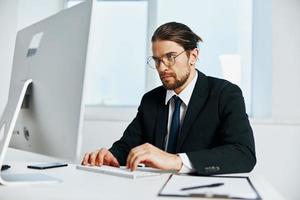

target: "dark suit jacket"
[109,71,256,175]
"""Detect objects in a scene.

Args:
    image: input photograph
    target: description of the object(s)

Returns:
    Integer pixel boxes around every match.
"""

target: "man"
[82,22,256,175]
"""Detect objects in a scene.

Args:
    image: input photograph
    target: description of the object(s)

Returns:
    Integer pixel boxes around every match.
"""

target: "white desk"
[0,148,285,200]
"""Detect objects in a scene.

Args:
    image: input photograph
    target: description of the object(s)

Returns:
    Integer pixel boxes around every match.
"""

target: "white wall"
[272,0,300,120]
[251,122,300,200]
[0,0,19,118]
[81,120,130,155]
[16,0,63,30]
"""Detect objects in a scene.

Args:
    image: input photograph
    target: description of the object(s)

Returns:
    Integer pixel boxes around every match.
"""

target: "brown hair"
[151,22,203,50]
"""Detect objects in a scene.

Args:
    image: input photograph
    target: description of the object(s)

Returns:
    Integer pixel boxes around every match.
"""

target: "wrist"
[172,154,183,171]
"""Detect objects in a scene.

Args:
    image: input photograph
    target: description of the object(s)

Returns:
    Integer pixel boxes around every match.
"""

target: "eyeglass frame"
[147,49,189,69]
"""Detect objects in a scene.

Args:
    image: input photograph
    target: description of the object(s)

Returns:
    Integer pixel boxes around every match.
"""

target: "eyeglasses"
[147,50,187,69]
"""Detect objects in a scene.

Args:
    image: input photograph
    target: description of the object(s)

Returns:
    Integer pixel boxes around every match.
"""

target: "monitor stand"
[0,79,60,185]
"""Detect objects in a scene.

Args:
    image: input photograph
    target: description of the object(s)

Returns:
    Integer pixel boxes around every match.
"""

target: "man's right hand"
[81,148,120,167]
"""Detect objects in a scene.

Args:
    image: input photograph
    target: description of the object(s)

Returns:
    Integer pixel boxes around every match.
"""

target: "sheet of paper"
[159,174,260,199]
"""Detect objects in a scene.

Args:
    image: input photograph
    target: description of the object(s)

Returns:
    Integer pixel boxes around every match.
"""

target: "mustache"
[159,71,176,78]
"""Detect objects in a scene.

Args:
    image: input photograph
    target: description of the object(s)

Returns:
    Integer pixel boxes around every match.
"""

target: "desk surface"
[0,148,285,200]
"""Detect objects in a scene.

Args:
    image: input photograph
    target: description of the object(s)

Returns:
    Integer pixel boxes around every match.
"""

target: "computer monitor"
[0,0,93,171]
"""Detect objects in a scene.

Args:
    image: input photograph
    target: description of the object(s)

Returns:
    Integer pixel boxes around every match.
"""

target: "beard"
[159,68,190,90]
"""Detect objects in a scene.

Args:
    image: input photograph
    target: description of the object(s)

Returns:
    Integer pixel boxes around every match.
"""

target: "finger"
[126,149,136,168]
[82,153,90,165]
[95,151,102,166]
[127,149,138,169]
[103,153,114,165]
[97,149,118,167]
[97,148,109,166]
[128,149,147,170]
[101,151,119,167]
[110,155,120,167]
[113,158,120,167]
[131,153,148,171]
[128,143,154,169]
[106,151,120,167]
[126,144,148,168]
[89,151,99,165]
[126,151,132,168]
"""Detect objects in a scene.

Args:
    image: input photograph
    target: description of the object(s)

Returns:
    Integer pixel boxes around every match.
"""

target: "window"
[67,1,148,106]
[67,0,253,117]
[153,0,253,114]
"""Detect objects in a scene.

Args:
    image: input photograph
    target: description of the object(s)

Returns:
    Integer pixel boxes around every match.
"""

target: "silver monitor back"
[3,0,93,162]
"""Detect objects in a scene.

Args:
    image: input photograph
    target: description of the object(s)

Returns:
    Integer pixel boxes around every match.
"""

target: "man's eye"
[153,58,160,64]
[165,53,174,60]
[153,58,159,61]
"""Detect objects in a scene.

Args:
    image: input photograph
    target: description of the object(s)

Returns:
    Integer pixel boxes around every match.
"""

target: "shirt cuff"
[177,153,196,174]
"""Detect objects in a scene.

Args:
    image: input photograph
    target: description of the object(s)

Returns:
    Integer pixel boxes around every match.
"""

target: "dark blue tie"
[167,95,182,153]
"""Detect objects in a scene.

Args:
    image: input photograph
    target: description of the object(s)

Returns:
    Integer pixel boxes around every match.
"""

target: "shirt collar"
[165,70,198,106]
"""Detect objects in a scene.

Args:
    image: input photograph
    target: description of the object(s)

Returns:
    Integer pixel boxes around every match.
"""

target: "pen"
[181,182,224,191]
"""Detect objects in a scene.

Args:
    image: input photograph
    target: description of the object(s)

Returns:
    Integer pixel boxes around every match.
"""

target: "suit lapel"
[176,71,209,151]
[154,91,169,150]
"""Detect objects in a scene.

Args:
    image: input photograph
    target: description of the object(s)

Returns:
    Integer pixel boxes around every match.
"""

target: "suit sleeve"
[187,83,256,175]
[109,99,145,165]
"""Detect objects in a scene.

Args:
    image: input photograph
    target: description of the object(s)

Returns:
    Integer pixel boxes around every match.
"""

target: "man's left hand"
[126,143,182,171]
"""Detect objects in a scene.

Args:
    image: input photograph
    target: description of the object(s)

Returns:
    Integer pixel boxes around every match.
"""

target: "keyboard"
[76,165,162,179]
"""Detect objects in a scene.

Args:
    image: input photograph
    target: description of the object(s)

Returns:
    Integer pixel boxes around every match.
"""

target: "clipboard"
[158,174,261,199]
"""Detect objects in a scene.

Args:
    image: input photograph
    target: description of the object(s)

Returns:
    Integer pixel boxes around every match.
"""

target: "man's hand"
[81,148,120,167]
[126,143,182,171]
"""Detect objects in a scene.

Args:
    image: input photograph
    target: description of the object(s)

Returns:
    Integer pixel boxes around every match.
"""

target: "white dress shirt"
[164,71,198,173]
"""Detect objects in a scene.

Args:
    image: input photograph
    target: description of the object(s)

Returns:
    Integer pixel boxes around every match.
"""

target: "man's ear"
[189,48,199,65]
